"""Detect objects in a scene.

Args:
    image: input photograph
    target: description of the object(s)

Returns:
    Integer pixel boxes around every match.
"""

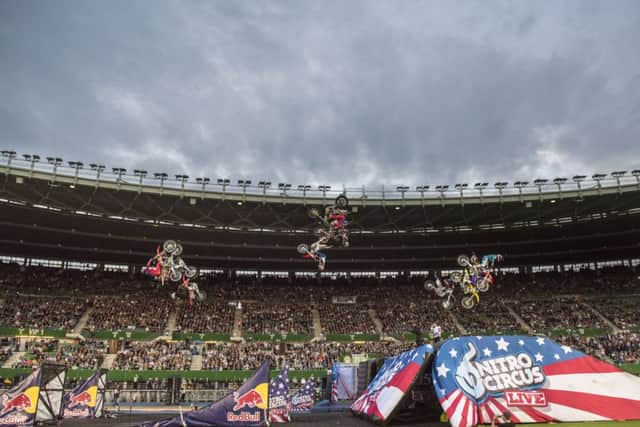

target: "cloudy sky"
[1,0,639,188]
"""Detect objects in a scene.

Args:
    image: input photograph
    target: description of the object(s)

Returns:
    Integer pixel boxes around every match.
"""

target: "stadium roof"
[1,155,640,271]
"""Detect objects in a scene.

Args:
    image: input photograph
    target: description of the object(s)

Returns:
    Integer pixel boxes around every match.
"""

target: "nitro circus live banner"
[62,371,102,418]
[0,368,41,427]
[351,344,433,423]
[433,335,640,427]
[139,361,269,427]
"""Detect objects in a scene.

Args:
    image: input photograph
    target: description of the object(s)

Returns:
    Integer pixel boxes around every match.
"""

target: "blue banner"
[0,368,41,427]
[62,370,104,418]
[139,361,269,427]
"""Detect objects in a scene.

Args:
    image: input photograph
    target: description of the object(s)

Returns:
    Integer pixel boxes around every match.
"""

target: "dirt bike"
[456,254,492,292]
[448,270,481,309]
[296,243,326,270]
[424,274,456,310]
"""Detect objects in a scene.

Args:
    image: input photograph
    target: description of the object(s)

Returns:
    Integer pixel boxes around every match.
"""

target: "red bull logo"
[232,389,264,411]
[69,391,92,408]
[0,393,32,416]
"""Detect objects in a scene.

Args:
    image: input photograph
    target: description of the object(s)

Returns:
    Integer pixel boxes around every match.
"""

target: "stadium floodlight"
[278,182,292,198]
[435,185,448,206]
[513,181,529,202]
[415,185,429,203]
[68,161,84,187]
[553,178,568,200]
[258,180,271,198]
[23,154,40,176]
[133,169,148,193]
[533,178,548,198]
[89,163,105,183]
[318,185,331,203]
[572,175,586,199]
[396,185,410,207]
[46,156,63,183]
[154,172,168,193]
[494,182,508,203]
[592,173,606,195]
[2,150,17,176]
[238,179,252,200]
[217,178,231,195]
[611,170,627,194]
[196,177,210,199]
[175,174,189,197]
[297,184,311,196]
[454,183,468,206]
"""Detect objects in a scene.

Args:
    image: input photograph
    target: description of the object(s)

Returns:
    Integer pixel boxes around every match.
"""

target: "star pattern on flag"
[496,337,509,351]
[518,339,525,346]
[561,345,573,354]
[437,362,450,377]
[449,348,458,358]
[483,348,492,357]
[535,352,544,362]
[554,353,560,360]
[536,337,545,346]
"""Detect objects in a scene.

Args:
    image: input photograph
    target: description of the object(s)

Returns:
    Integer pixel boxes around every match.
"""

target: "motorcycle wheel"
[424,281,435,291]
[435,287,448,298]
[185,266,199,279]
[169,270,182,282]
[457,254,470,267]
[477,279,490,292]
[335,194,349,209]
[461,296,475,309]
[313,227,325,237]
[442,298,454,310]
[173,244,183,256]
[163,240,178,254]
[297,243,310,255]
[308,208,320,219]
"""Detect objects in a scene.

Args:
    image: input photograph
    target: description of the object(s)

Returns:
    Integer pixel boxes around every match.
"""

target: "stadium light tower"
[592,173,607,195]
[238,179,252,203]
[23,154,40,177]
[196,177,210,199]
[513,181,529,203]
[258,181,271,204]
[175,174,189,197]
[494,182,508,203]
[318,185,331,205]
[632,170,640,188]
[68,161,84,187]
[611,170,627,194]
[112,167,126,191]
[396,185,409,207]
[154,172,168,195]
[474,182,488,204]
[435,185,449,207]
[533,178,548,201]
[572,175,586,200]
[133,169,147,194]
[454,183,468,206]
[217,178,230,194]
[2,150,16,179]
[553,177,568,200]
[278,182,292,199]
[90,163,105,187]
[46,156,63,184]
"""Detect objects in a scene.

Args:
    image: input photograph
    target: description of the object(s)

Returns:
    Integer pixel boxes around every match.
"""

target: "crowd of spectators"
[456,299,523,335]
[112,341,193,370]
[242,301,313,336]
[87,297,172,333]
[557,332,640,364]
[588,297,640,330]
[515,298,603,333]
[0,297,87,331]
[176,299,235,334]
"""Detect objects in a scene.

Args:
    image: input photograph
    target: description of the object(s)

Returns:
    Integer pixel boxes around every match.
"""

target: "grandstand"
[1,156,640,405]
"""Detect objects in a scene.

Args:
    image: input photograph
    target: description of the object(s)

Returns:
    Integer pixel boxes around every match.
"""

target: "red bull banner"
[0,369,41,427]
[62,370,105,418]
[139,361,270,427]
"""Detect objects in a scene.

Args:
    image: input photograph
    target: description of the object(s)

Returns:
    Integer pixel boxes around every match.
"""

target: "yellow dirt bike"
[449,269,481,309]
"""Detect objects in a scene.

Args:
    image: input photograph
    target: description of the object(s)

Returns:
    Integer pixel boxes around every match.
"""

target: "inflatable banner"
[434,335,640,427]
[269,366,291,423]
[139,361,269,427]
[291,377,316,414]
[63,370,106,418]
[0,368,41,427]
[351,344,433,424]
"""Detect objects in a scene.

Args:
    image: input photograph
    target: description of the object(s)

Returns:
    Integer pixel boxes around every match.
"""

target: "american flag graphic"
[433,335,640,427]
[291,377,316,413]
[330,365,339,403]
[351,344,433,422]
[269,366,291,423]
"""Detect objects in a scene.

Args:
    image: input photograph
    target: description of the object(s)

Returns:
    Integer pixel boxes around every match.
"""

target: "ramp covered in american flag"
[351,344,434,424]
[433,335,640,427]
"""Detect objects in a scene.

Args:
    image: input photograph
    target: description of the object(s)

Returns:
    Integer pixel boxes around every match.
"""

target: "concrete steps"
[190,355,203,371]
[232,303,243,340]
[501,301,534,334]
[581,301,621,333]
[368,309,384,335]
[72,307,94,335]
[311,309,323,340]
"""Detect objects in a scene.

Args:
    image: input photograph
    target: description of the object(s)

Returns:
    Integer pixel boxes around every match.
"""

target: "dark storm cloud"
[1,0,639,188]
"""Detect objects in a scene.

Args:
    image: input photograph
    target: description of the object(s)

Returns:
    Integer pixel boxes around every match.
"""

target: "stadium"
[2,2,640,427]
